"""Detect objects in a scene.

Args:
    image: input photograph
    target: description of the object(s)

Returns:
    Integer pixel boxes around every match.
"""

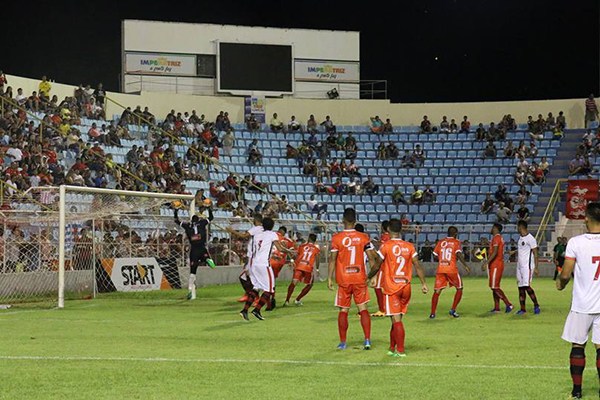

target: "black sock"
[243,290,258,311]
[526,287,539,308]
[596,349,600,387]
[518,287,526,311]
[570,347,585,396]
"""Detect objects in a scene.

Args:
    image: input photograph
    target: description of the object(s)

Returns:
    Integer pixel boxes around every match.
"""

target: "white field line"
[0,355,566,371]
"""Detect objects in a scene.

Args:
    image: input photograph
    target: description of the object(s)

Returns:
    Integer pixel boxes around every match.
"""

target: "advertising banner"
[125,52,197,76]
[566,179,599,219]
[244,96,266,123]
[99,258,175,292]
[294,60,359,83]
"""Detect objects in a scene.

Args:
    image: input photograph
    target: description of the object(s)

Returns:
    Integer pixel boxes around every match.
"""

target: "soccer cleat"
[449,310,460,318]
[251,309,265,321]
[237,294,249,303]
[387,350,396,356]
[534,306,541,315]
[206,258,216,269]
[489,309,501,313]
[568,392,582,399]
[516,310,527,315]
[239,310,249,321]
[336,342,347,350]
[283,301,290,307]
[391,352,407,358]
[187,291,196,300]
[266,298,276,311]
[505,305,514,313]
[429,313,436,319]
[371,311,385,317]
[363,339,371,350]
[294,300,303,306]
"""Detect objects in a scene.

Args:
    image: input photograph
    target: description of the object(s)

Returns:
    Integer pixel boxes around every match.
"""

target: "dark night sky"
[2,0,599,103]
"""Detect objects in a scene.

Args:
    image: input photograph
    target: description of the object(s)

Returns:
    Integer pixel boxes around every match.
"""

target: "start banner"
[99,258,174,292]
[566,179,599,219]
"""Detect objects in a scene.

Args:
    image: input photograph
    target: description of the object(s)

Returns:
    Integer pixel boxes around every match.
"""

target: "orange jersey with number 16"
[331,229,373,286]
[433,237,462,274]
[377,239,417,295]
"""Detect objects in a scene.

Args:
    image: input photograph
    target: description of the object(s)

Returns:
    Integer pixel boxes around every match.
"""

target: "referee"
[175,206,215,300]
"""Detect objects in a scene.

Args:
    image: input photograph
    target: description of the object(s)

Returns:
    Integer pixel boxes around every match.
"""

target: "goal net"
[0,185,194,308]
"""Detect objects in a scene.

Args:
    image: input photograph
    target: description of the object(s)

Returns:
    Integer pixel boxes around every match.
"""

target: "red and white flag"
[566,179,599,219]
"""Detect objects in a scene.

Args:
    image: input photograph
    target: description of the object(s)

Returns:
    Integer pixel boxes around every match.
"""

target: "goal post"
[57,185,196,308]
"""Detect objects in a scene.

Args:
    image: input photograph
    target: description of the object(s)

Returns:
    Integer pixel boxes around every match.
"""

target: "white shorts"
[516,267,533,287]
[562,311,600,345]
[249,264,275,293]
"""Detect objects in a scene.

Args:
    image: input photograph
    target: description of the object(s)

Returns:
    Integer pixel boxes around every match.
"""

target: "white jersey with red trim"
[251,230,279,268]
[565,233,600,314]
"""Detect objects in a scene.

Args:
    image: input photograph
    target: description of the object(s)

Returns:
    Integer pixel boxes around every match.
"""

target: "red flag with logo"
[566,179,600,219]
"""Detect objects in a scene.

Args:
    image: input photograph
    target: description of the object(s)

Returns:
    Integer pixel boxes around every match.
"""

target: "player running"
[284,233,321,306]
[367,218,428,357]
[268,226,296,310]
[557,202,600,399]
[514,220,540,315]
[429,226,471,319]
[328,208,381,350]
[239,217,294,321]
[174,207,215,300]
[481,223,513,313]
[371,220,390,317]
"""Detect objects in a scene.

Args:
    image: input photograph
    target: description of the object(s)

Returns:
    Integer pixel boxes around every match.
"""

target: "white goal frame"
[57,185,195,308]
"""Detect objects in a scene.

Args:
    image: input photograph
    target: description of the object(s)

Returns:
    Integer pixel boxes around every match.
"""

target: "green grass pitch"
[0,277,594,399]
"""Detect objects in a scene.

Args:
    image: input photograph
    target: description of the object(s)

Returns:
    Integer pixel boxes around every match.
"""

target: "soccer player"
[268,226,296,310]
[239,217,294,321]
[553,236,567,280]
[174,207,215,300]
[367,218,428,357]
[226,213,263,303]
[328,208,381,350]
[481,223,513,313]
[371,220,390,317]
[429,226,471,319]
[284,233,320,306]
[514,220,540,315]
[557,202,600,399]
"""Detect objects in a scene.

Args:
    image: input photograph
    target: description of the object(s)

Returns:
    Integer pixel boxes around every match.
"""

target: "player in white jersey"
[226,213,263,303]
[239,217,294,321]
[557,202,600,399]
[514,220,540,315]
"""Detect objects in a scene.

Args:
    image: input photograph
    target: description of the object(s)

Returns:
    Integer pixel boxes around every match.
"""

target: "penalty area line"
[0,355,565,371]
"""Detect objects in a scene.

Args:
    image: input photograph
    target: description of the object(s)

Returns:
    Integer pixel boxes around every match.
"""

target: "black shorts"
[190,246,210,264]
[557,257,565,268]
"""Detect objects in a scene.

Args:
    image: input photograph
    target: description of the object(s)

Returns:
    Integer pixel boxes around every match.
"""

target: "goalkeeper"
[174,205,215,300]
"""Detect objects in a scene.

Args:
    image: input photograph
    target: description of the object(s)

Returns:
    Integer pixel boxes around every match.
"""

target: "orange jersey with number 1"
[433,237,462,274]
[294,243,321,273]
[331,229,373,286]
[378,239,417,295]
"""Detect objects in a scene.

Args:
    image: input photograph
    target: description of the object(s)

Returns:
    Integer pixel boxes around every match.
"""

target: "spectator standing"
[38,76,52,99]
[585,94,599,128]
[222,129,235,157]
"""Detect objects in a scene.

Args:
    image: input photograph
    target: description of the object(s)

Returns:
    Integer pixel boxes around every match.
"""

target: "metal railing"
[535,179,567,245]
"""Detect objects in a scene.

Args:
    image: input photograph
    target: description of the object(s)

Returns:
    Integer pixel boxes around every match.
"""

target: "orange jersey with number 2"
[378,239,417,295]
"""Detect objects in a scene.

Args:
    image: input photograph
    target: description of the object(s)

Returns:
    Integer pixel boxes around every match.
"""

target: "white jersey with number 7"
[565,233,600,314]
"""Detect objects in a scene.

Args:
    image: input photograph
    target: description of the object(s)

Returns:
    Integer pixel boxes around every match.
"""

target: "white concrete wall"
[5,73,587,128]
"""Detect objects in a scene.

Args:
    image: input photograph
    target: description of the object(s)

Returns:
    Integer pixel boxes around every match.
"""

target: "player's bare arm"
[457,252,471,275]
[482,245,498,271]
[226,226,251,240]
[533,246,539,276]
[366,248,382,278]
[327,251,337,291]
[413,257,428,294]
[557,258,575,291]
[273,240,294,256]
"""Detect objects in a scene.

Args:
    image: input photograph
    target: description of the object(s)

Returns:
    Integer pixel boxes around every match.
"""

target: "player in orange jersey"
[284,233,321,306]
[429,226,471,319]
[481,223,513,313]
[267,226,295,310]
[371,220,390,317]
[328,208,381,350]
[368,218,428,357]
